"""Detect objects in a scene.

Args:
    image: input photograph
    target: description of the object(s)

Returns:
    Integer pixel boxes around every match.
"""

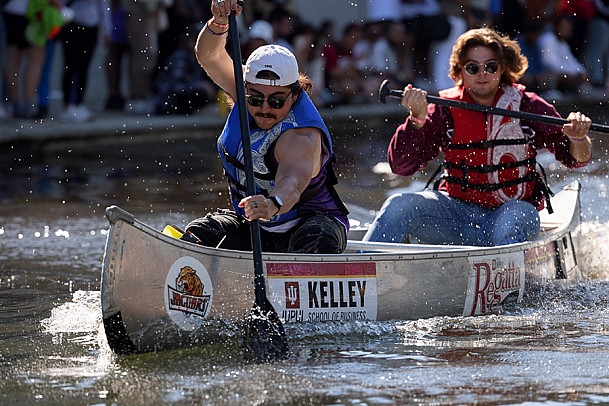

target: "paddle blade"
[242,299,288,363]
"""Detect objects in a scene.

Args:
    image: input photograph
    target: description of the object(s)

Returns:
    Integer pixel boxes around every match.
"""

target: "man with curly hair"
[364,27,592,246]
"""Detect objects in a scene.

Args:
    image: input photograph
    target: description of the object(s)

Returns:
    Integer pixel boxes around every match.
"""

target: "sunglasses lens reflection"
[245,94,289,109]
[485,62,498,74]
[246,95,265,107]
[268,98,285,109]
[465,63,479,75]
[464,61,499,75]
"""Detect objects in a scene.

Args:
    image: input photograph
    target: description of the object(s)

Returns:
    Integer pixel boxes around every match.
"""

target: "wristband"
[568,135,589,142]
[205,23,228,36]
[409,115,425,125]
[268,195,282,215]
[208,18,228,28]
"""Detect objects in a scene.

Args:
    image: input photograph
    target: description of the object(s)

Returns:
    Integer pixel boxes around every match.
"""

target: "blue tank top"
[217,92,348,231]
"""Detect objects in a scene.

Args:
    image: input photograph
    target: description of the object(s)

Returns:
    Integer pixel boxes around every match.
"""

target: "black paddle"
[228,3,288,363]
[379,79,609,134]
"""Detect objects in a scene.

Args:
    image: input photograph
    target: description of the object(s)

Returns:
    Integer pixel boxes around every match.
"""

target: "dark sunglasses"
[463,61,499,75]
[245,93,292,109]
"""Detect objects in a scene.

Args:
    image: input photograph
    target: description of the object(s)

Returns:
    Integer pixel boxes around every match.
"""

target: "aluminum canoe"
[101,180,582,354]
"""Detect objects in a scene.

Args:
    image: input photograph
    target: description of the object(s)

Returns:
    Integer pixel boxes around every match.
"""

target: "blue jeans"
[362,190,540,246]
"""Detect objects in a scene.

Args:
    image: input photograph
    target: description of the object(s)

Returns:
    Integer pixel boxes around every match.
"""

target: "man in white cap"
[182,0,349,254]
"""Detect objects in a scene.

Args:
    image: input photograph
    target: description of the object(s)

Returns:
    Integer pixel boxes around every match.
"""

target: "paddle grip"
[378,80,609,133]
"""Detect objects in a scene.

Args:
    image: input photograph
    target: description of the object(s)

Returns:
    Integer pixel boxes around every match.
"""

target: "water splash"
[40,290,113,366]
[578,220,609,280]
[41,290,101,336]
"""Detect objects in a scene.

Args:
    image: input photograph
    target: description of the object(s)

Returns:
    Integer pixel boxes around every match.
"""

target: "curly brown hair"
[448,27,528,87]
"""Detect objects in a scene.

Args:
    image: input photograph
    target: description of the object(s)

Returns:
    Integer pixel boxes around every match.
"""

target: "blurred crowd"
[0,0,608,123]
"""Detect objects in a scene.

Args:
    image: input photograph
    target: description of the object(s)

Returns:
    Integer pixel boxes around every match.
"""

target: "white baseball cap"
[244,45,299,87]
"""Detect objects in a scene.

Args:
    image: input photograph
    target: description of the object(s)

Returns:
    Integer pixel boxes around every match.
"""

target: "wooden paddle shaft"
[378,80,609,134]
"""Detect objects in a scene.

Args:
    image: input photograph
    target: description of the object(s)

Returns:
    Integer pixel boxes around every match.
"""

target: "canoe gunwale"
[103,179,580,263]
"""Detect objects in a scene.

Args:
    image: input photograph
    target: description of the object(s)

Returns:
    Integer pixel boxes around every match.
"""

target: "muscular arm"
[271,127,323,214]
[193,1,241,99]
[239,127,323,221]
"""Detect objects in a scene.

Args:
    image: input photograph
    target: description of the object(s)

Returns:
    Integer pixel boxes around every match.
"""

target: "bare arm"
[194,0,243,100]
[240,128,323,221]
[272,127,323,211]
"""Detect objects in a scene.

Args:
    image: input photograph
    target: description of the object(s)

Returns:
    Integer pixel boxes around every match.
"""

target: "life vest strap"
[443,157,537,174]
[447,138,529,150]
[219,138,275,181]
[443,171,538,192]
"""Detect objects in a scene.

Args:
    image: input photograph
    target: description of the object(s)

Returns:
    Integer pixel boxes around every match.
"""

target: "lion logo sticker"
[164,256,213,331]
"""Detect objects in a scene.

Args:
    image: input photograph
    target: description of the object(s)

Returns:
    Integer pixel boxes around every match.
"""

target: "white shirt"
[538,31,586,75]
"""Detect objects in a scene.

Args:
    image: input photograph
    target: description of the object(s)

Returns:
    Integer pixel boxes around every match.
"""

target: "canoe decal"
[463,252,525,316]
[266,262,378,323]
[164,256,213,331]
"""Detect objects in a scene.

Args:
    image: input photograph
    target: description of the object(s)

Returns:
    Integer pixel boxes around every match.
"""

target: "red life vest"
[439,84,540,209]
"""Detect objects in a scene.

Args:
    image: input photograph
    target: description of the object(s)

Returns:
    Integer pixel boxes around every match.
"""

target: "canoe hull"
[101,181,582,353]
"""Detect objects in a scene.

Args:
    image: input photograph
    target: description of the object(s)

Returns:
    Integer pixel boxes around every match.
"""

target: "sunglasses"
[463,61,499,75]
[245,93,292,109]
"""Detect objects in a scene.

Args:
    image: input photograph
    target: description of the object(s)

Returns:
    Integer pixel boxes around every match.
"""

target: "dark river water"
[2,115,609,405]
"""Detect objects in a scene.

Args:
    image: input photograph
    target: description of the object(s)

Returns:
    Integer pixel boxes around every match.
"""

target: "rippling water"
[2,133,609,404]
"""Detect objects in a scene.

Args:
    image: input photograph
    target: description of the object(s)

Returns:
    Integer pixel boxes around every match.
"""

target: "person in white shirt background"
[538,14,590,94]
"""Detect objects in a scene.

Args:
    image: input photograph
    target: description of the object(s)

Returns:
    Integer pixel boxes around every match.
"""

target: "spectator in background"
[318,19,335,50]
[357,20,409,102]
[323,22,365,105]
[431,0,469,92]
[268,5,294,52]
[393,0,446,83]
[352,20,382,93]
[538,14,590,95]
[156,0,208,80]
[292,23,325,105]
[517,19,556,95]
[495,0,526,38]
[554,0,595,60]
[583,0,609,90]
[104,0,127,111]
[292,23,316,73]
[3,0,47,119]
[244,19,273,61]
[152,27,216,115]
[36,38,57,119]
[59,0,110,123]
[123,0,163,114]
[466,0,492,27]
[366,0,402,24]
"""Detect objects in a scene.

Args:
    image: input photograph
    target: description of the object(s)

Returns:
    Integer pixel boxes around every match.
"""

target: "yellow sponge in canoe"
[162,225,184,239]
